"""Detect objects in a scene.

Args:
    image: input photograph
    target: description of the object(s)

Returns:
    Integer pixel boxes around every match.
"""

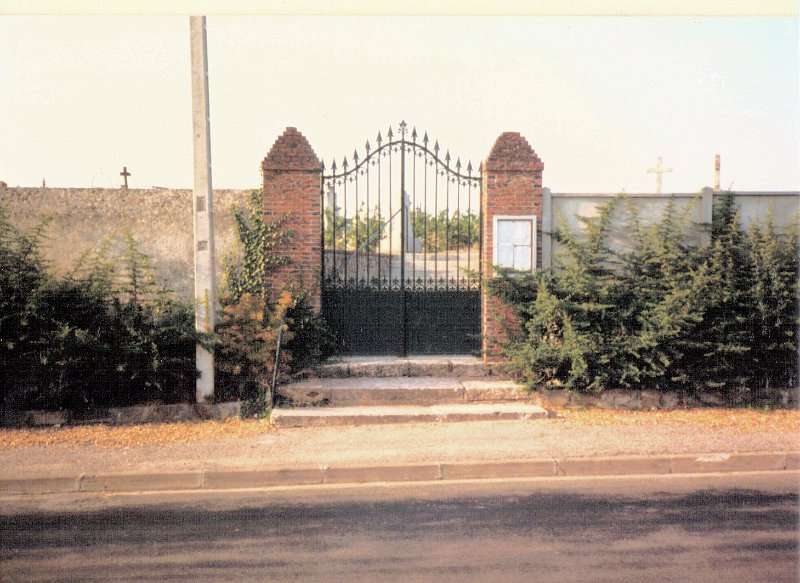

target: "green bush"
[0,209,197,412]
[325,204,386,253]
[2,188,336,414]
[490,193,798,401]
[411,209,480,251]
[217,190,335,412]
[214,291,294,412]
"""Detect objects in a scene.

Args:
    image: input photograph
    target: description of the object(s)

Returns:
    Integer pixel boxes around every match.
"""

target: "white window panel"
[494,215,536,271]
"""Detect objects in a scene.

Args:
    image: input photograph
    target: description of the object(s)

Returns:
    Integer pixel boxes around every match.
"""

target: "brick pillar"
[262,127,322,310]
[481,132,544,360]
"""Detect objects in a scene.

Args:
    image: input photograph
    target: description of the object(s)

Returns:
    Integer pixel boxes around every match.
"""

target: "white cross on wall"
[647,156,673,194]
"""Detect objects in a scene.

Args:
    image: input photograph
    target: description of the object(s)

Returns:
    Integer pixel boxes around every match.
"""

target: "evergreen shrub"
[1,189,335,415]
[489,193,798,402]
[0,209,197,412]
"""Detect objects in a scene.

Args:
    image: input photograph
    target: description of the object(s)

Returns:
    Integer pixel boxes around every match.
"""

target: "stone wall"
[0,187,251,299]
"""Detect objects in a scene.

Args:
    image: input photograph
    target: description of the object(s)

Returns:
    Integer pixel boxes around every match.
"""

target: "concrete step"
[312,356,510,379]
[278,377,535,407]
[270,403,549,428]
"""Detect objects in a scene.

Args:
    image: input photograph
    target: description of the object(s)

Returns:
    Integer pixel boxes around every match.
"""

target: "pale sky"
[1,15,798,193]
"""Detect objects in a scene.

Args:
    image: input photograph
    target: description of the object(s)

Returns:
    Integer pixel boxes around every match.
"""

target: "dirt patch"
[548,407,800,430]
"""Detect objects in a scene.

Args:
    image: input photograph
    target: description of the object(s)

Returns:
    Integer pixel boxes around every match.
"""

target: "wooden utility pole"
[120,166,131,189]
[190,16,217,403]
[714,154,721,191]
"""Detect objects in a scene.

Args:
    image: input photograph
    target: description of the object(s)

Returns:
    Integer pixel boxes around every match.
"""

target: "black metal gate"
[321,121,482,356]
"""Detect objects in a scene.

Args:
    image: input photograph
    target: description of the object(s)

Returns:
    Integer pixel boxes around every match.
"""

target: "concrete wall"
[733,192,800,230]
[2,186,795,303]
[542,189,798,268]
[0,187,251,299]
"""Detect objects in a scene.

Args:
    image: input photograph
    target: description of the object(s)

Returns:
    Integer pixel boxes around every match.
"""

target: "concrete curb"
[2,452,797,496]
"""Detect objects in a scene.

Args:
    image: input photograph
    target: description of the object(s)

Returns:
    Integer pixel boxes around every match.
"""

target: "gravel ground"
[1,408,798,479]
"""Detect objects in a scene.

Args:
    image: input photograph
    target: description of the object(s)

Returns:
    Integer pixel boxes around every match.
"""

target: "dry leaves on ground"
[0,408,797,450]
[0,418,273,449]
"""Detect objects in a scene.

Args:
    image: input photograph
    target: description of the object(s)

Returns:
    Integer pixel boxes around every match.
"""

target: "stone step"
[270,403,549,428]
[278,377,535,407]
[312,356,510,379]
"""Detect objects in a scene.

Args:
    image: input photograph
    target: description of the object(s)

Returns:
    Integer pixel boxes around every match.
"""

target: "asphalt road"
[2,473,798,582]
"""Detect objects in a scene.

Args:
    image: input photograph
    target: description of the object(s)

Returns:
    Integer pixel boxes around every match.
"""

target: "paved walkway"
[1,409,798,496]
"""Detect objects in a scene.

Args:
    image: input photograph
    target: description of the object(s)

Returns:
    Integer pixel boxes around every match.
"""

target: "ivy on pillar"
[481,132,544,360]
[261,127,323,310]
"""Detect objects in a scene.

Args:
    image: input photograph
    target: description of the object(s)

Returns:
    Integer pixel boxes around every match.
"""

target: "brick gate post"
[262,127,323,311]
[481,132,544,360]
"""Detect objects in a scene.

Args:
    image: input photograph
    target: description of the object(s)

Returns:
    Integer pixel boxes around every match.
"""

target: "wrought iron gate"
[321,121,482,356]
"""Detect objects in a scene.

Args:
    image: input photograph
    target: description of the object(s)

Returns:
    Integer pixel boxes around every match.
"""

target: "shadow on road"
[2,488,798,582]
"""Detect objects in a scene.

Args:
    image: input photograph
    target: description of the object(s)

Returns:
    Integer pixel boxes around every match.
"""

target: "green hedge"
[489,193,798,401]
[1,190,335,415]
[0,210,197,411]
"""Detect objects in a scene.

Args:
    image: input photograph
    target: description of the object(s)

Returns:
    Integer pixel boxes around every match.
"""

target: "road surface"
[2,472,798,582]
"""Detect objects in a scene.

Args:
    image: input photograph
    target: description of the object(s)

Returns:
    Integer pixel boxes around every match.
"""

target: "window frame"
[493,215,537,271]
